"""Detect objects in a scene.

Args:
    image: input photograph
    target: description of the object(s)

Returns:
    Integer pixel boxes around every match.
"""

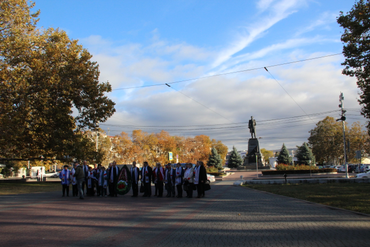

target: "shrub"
[206,167,218,173]
[276,164,318,171]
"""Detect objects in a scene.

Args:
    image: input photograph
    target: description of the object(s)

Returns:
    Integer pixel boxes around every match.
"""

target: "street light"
[309,160,312,177]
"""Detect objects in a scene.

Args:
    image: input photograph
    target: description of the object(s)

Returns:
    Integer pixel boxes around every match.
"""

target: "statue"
[245,116,263,169]
[248,116,257,139]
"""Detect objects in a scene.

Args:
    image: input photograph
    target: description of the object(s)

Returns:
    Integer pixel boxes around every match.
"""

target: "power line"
[264,67,314,123]
[99,110,339,131]
[113,53,342,91]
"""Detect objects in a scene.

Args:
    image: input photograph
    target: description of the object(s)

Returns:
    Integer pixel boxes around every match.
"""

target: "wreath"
[117,180,129,194]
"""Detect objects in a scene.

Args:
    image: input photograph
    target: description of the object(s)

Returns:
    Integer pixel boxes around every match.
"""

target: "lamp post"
[309,159,312,177]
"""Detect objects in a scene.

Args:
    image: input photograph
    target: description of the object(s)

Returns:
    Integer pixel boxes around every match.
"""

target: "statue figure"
[248,116,257,139]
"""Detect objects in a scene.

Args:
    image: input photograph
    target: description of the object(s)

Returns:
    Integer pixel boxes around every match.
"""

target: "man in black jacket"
[141,161,152,197]
[194,161,207,198]
[130,161,140,197]
[108,161,120,197]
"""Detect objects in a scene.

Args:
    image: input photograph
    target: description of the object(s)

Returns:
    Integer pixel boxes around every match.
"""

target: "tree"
[308,116,369,164]
[0,0,116,160]
[308,116,343,164]
[296,142,315,165]
[207,147,222,169]
[227,146,243,168]
[337,0,370,131]
[211,139,228,162]
[277,144,291,164]
[261,148,274,165]
[347,121,370,162]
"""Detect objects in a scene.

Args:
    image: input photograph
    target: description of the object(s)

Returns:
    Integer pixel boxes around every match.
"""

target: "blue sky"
[33,0,364,151]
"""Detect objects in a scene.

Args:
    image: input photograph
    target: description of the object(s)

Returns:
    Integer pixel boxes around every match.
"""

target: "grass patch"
[0,182,60,195]
[244,183,370,215]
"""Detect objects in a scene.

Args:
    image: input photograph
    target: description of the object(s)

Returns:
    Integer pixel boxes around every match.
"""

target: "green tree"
[337,0,370,131]
[277,144,291,164]
[308,116,346,164]
[207,147,222,169]
[0,0,115,160]
[296,142,315,165]
[227,146,243,168]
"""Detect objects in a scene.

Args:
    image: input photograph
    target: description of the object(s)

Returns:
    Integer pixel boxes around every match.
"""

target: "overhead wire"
[99,109,340,132]
[263,66,314,124]
[112,53,342,91]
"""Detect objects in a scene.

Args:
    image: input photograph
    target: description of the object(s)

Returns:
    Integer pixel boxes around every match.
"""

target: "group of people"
[136,160,208,198]
[59,160,209,199]
[59,161,121,199]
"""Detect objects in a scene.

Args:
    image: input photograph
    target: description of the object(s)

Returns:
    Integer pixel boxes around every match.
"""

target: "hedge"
[262,168,337,175]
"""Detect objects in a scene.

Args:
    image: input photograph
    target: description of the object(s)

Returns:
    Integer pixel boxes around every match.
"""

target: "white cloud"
[212,0,306,68]
[102,53,361,151]
[256,0,276,12]
[295,11,338,36]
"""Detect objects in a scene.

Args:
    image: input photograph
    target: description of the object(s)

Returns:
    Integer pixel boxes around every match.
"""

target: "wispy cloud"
[256,0,276,12]
[295,11,337,36]
[212,0,305,68]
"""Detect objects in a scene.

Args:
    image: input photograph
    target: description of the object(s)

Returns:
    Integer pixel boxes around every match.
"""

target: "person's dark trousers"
[95,181,100,196]
[72,184,78,197]
[88,185,95,196]
[62,184,69,196]
[186,184,193,198]
[176,184,183,198]
[143,182,151,197]
[132,182,138,197]
[197,183,205,198]
[171,185,176,197]
[109,182,118,197]
[77,178,84,199]
[165,183,171,197]
[155,182,163,197]
[82,179,87,195]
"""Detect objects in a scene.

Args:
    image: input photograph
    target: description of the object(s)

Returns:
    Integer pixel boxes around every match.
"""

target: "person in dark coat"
[152,162,165,197]
[81,161,89,196]
[194,161,207,198]
[130,161,140,197]
[108,161,120,197]
[141,161,152,197]
[174,163,184,198]
[164,163,176,197]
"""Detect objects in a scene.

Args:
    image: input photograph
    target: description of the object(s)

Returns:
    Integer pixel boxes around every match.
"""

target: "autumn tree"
[211,139,228,162]
[347,121,370,162]
[277,144,291,164]
[0,0,115,161]
[338,0,370,131]
[227,146,243,168]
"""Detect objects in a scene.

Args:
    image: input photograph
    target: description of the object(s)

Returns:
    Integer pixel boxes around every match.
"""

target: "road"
[0,174,370,247]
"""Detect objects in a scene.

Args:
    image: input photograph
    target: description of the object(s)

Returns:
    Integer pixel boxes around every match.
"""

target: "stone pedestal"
[244,138,263,169]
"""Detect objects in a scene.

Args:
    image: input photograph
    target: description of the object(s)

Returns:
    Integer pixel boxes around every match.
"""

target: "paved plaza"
[1,173,370,247]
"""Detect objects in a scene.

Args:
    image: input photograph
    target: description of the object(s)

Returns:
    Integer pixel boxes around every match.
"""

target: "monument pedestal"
[244,138,263,169]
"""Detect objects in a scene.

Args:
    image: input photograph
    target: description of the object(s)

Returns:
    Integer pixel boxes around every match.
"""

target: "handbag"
[204,181,211,191]
[182,184,187,191]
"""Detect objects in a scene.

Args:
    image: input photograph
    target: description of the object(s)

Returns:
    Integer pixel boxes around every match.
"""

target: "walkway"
[0,177,369,247]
